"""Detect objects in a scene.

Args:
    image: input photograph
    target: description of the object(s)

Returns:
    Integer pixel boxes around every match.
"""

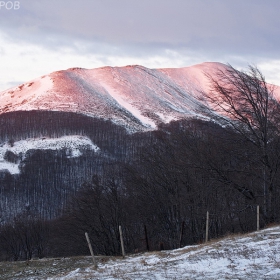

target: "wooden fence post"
[179,221,185,248]
[119,225,125,258]
[144,225,150,251]
[257,205,260,231]
[85,232,97,269]
[205,211,209,242]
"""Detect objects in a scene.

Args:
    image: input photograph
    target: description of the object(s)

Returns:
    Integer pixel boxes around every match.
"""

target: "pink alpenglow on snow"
[0,62,279,132]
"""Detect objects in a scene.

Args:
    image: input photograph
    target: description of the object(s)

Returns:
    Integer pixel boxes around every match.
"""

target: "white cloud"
[1,29,280,92]
[0,32,207,91]
[257,60,280,86]
[0,33,104,90]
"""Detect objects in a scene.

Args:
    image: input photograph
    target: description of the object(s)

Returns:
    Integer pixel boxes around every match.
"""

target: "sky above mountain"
[0,0,280,91]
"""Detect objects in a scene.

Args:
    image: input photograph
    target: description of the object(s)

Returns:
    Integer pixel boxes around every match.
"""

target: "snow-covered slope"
[46,226,280,280]
[0,62,228,132]
[1,62,279,132]
[1,62,279,173]
[0,136,99,174]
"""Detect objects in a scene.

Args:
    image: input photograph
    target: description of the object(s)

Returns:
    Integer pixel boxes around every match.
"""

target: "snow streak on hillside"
[0,63,229,132]
[48,226,280,280]
[0,136,99,174]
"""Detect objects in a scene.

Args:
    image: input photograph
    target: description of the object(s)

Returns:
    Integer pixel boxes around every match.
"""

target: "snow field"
[48,226,280,280]
[0,135,99,174]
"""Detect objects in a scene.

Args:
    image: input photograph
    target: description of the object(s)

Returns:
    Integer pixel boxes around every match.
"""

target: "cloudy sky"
[0,0,280,91]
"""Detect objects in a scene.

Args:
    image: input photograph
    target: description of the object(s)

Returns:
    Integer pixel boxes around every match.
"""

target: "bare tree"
[199,64,280,223]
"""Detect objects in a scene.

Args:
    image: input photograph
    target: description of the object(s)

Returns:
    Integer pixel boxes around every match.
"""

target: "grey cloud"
[0,0,280,62]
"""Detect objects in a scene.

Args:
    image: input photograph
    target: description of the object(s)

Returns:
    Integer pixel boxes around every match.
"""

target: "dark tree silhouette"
[199,64,280,222]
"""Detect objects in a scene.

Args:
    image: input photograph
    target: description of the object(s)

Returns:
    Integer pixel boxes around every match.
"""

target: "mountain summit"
[0,62,227,132]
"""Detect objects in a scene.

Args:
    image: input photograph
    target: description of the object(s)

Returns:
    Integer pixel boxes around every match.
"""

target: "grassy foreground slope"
[1,226,280,280]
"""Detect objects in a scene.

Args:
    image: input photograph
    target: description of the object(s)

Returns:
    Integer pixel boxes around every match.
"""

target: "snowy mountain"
[0,62,222,176]
[0,62,279,221]
[0,62,228,132]
[1,63,280,263]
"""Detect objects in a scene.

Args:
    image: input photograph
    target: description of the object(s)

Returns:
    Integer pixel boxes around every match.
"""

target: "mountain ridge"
[0,62,230,132]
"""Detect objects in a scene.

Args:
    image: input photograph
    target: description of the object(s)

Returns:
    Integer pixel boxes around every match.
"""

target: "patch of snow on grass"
[48,226,280,280]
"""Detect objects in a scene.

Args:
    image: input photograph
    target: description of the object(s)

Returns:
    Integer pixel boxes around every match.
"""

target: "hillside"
[0,62,280,262]
[0,62,228,221]
[1,226,280,279]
